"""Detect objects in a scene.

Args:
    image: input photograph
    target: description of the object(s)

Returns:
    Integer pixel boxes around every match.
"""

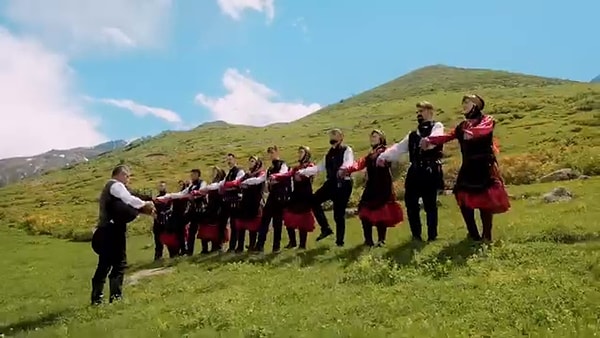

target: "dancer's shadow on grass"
[383,240,428,267]
[431,238,484,267]
[0,308,74,336]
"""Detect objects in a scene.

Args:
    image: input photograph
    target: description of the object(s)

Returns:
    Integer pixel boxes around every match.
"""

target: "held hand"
[376,157,387,167]
[294,173,302,181]
[463,131,473,140]
[419,138,431,149]
[338,168,349,178]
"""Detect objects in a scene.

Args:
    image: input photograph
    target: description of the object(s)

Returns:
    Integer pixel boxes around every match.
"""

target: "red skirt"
[358,201,404,227]
[236,217,262,232]
[455,181,510,214]
[197,224,217,241]
[160,233,179,249]
[283,210,315,232]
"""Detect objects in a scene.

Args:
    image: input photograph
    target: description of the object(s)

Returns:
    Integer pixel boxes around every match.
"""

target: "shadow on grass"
[0,308,74,336]
[431,238,484,267]
[518,231,600,245]
[383,240,428,267]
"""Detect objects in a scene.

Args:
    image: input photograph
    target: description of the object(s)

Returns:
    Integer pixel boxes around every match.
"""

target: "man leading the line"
[298,128,354,247]
[91,165,155,305]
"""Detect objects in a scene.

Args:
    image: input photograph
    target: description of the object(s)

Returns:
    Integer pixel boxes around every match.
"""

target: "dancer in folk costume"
[270,146,316,250]
[200,154,246,253]
[340,130,403,247]
[195,166,227,253]
[157,169,207,256]
[298,128,354,247]
[91,165,155,305]
[152,181,169,260]
[222,156,267,252]
[421,94,510,241]
[254,146,291,253]
[377,101,445,241]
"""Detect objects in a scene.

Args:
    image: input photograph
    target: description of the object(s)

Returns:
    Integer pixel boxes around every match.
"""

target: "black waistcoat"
[223,166,242,202]
[325,145,347,181]
[408,121,443,165]
[267,159,291,199]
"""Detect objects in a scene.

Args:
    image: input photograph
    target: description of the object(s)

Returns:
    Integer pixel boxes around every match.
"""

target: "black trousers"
[152,222,164,260]
[286,228,308,249]
[460,207,493,241]
[257,196,285,250]
[218,204,242,252]
[186,222,199,256]
[312,179,353,246]
[404,167,440,241]
[91,225,127,303]
[360,219,388,245]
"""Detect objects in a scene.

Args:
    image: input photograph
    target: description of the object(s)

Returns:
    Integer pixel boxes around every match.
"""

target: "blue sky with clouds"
[0,0,598,158]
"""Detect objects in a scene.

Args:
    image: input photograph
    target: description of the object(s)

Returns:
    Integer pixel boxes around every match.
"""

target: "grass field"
[1,65,600,337]
[1,178,599,337]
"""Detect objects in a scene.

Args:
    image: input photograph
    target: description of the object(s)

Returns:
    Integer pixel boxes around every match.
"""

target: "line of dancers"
[149,94,511,259]
[90,93,512,304]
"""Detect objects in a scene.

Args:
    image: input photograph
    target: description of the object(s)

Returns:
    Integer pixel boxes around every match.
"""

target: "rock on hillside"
[592,74,600,83]
[0,140,127,187]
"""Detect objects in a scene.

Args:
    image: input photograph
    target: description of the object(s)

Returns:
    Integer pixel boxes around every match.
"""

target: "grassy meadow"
[1,65,600,337]
[1,179,599,337]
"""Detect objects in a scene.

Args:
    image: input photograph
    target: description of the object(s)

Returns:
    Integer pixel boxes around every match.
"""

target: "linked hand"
[376,157,387,167]
[420,138,431,149]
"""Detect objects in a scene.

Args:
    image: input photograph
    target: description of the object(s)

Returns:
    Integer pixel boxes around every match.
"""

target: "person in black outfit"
[91,165,155,305]
[201,153,245,253]
[298,128,354,247]
[169,180,190,255]
[378,101,445,241]
[159,170,207,256]
[197,166,226,253]
[254,145,291,253]
[152,181,168,261]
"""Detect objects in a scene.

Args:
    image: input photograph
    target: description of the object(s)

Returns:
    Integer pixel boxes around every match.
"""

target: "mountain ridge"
[0,140,128,187]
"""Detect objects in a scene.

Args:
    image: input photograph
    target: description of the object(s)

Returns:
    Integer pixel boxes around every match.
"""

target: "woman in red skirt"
[196,166,227,253]
[421,94,510,241]
[222,156,266,252]
[340,130,403,247]
[270,146,316,250]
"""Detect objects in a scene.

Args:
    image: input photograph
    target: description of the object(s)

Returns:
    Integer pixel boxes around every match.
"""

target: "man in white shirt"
[91,165,155,305]
[377,101,445,241]
[298,129,354,246]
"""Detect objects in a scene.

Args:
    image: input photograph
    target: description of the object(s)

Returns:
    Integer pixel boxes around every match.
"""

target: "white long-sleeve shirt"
[162,181,208,199]
[298,145,354,180]
[242,171,267,186]
[378,122,444,162]
[204,168,246,191]
[109,180,146,209]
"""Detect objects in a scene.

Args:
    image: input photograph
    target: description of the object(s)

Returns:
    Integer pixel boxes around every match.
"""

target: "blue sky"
[0,0,598,158]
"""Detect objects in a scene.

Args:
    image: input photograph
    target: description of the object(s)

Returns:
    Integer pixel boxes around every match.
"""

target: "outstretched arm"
[346,157,367,174]
[378,134,409,162]
[341,146,355,169]
[464,116,494,138]
[298,155,325,177]
[427,127,456,145]
[110,182,147,209]
[242,171,267,186]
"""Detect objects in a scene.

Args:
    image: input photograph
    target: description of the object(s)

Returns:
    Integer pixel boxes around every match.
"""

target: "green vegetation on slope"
[1,179,599,337]
[1,65,599,240]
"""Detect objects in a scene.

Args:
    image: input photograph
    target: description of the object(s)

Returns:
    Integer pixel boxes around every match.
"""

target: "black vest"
[224,166,242,202]
[267,159,291,197]
[97,180,139,228]
[188,179,207,216]
[325,145,348,181]
[408,121,443,165]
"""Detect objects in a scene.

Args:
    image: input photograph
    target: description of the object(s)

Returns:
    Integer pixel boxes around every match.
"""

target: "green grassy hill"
[1,65,599,240]
[1,179,599,337]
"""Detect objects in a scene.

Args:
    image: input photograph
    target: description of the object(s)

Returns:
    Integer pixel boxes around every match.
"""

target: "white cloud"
[217,0,275,22]
[3,0,173,54]
[0,28,106,158]
[89,97,182,124]
[194,68,321,126]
